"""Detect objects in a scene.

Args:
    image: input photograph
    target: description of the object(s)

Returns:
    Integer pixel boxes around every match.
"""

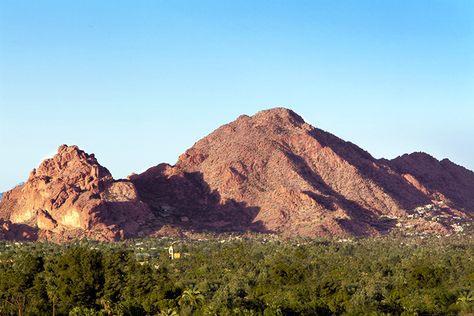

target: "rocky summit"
[0,145,153,241]
[132,108,473,237]
[1,108,473,240]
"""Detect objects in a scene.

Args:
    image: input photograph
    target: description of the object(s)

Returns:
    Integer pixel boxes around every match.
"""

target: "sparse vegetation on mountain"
[1,108,473,241]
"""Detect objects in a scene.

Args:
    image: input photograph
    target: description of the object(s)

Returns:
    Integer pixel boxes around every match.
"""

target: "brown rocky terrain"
[0,145,153,241]
[1,108,472,240]
[387,153,474,213]
[131,108,473,237]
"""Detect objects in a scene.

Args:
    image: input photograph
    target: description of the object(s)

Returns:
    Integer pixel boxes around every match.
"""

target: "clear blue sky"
[1,0,473,192]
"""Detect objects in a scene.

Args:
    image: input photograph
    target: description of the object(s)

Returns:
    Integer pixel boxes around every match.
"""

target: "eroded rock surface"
[0,145,153,241]
[1,108,472,240]
[132,108,473,237]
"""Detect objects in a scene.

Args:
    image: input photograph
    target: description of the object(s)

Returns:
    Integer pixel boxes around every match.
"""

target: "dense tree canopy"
[0,235,472,315]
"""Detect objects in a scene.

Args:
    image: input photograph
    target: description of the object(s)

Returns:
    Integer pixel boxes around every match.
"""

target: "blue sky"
[0,0,473,192]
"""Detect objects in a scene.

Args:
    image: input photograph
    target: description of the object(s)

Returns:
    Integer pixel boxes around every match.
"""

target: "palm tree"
[457,290,474,310]
[157,308,178,316]
[99,297,113,315]
[178,286,205,309]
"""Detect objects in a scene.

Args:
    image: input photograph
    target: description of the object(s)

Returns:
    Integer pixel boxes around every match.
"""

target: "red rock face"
[0,145,153,241]
[132,108,473,237]
[388,153,474,214]
[1,108,472,240]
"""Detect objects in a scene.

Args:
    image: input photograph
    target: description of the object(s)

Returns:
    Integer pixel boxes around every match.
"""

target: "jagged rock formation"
[1,108,472,240]
[132,108,473,237]
[0,145,153,241]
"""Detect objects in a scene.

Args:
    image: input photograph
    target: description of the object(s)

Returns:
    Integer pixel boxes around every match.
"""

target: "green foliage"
[0,235,472,315]
[44,247,104,314]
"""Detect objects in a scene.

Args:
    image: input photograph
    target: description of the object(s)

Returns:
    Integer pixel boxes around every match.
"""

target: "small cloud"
[37,151,57,167]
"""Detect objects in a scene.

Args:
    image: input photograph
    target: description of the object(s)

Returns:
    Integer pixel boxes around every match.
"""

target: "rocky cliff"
[131,108,472,237]
[0,145,153,241]
[1,108,472,240]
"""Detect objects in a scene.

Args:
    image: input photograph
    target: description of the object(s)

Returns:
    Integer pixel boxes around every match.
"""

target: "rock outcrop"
[387,153,474,214]
[132,108,473,237]
[0,145,153,241]
[1,108,472,240]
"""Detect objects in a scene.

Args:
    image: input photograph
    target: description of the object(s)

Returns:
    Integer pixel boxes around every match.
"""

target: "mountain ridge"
[131,107,472,237]
[0,108,472,240]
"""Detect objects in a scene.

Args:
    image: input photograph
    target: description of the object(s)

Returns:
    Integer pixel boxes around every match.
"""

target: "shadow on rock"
[131,165,270,234]
[0,219,38,241]
[309,128,430,210]
[284,150,397,235]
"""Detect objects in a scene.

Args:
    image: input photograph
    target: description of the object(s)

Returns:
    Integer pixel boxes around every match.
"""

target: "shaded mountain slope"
[1,108,472,240]
[387,153,474,214]
[132,108,471,237]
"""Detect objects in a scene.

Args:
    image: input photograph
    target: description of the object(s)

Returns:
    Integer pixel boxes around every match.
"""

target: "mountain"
[131,108,472,237]
[387,153,474,213]
[0,182,23,203]
[1,108,472,240]
[0,145,153,241]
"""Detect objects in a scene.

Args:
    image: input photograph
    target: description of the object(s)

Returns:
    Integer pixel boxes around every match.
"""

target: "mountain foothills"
[0,108,473,241]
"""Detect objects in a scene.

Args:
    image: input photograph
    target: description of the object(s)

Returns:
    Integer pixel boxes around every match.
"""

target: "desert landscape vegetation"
[0,234,473,315]
[0,108,473,315]
[1,0,473,315]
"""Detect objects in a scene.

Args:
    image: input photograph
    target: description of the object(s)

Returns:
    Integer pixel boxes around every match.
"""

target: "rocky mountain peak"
[32,145,112,185]
[253,107,306,125]
[0,145,152,241]
[134,108,469,237]
[1,109,472,241]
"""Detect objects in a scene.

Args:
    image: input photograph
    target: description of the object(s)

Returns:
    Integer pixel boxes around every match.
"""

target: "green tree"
[178,286,205,310]
[45,246,104,314]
